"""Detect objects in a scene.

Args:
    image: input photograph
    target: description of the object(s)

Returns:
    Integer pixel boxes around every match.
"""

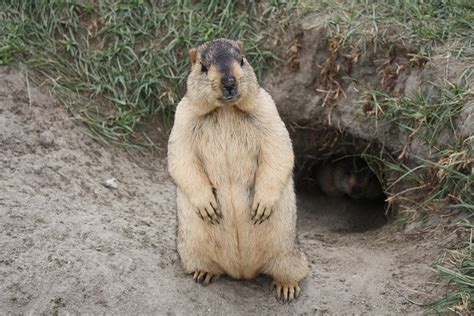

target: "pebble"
[39,130,54,147]
[103,178,118,189]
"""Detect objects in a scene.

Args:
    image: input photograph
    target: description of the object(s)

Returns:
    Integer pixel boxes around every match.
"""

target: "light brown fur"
[168,39,309,302]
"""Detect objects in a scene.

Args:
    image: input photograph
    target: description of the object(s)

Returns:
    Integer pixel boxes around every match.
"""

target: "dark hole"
[291,127,388,233]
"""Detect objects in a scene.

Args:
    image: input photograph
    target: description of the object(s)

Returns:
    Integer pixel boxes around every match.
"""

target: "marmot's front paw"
[191,191,221,224]
[251,195,277,224]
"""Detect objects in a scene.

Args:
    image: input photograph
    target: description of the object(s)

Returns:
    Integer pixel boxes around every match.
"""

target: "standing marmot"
[168,38,309,302]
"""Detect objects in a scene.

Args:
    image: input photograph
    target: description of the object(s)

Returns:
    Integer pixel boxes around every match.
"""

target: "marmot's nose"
[221,76,237,99]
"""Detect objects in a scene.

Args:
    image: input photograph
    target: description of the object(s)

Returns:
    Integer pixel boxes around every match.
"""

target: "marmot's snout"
[220,75,237,101]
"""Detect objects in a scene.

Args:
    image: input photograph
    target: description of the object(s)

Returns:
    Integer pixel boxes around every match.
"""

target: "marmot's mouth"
[218,94,240,103]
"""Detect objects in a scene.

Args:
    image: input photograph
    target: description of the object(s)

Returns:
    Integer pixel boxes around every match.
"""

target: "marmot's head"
[334,162,374,199]
[186,38,258,110]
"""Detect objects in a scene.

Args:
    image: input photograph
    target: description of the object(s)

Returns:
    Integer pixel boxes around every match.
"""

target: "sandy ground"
[0,65,443,314]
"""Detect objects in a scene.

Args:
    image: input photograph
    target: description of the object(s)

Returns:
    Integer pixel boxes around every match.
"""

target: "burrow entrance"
[291,125,388,233]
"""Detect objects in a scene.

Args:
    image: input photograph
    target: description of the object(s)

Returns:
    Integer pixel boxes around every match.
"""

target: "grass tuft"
[0,0,299,146]
[428,223,473,314]
[313,0,474,57]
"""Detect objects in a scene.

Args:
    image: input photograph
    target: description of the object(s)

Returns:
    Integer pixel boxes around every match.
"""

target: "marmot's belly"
[209,185,274,280]
[214,221,270,279]
[199,139,266,278]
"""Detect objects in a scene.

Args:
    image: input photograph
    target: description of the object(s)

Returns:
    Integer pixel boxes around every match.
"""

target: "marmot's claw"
[192,191,221,224]
[209,201,222,218]
[196,204,221,225]
[192,271,219,285]
[261,212,273,224]
[196,211,205,221]
[251,202,273,224]
[272,281,300,303]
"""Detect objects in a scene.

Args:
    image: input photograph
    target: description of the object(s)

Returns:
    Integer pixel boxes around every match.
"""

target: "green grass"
[1,0,471,145]
[428,223,473,314]
[368,83,469,147]
[0,0,298,146]
[365,77,472,211]
[312,0,474,56]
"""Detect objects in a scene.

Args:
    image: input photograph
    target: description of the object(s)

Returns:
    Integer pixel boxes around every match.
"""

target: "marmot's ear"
[188,48,197,65]
[236,40,245,55]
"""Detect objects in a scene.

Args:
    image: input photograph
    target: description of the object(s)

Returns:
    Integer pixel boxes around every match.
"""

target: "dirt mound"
[0,65,443,314]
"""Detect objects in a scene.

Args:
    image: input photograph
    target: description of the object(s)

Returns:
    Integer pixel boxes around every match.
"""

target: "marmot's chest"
[193,107,260,183]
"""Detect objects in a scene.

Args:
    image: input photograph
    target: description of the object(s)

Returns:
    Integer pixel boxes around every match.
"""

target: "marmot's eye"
[240,58,244,67]
[201,63,208,74]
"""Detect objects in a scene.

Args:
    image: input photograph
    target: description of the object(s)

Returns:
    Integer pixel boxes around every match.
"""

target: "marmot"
[315,159,384,200]
[168,38,309,302]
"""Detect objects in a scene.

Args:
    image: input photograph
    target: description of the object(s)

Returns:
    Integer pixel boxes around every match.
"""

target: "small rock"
[39,130,54,147]
[103,178,118,189]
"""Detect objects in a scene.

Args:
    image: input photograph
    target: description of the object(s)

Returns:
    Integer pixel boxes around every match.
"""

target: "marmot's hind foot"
[192,270,219,285]
[272,281,301,303]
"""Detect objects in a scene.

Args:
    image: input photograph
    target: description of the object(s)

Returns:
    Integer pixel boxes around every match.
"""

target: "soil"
[1,66,444,314]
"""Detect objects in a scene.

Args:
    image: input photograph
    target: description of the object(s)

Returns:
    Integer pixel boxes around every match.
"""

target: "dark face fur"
[347,172,368,199]
[199,40,244,101]
[187,38,256,108]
